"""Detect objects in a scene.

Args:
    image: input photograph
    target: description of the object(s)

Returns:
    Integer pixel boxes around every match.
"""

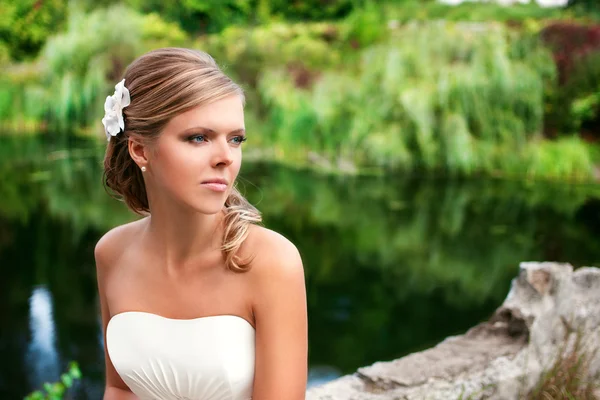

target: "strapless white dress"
[106,311,255,400]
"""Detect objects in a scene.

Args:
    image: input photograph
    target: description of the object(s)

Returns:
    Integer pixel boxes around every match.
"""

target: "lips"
[201,178,228,185]
[200,178,229,192]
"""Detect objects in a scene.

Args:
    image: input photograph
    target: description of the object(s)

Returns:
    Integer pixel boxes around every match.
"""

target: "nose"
[210,137,234,168]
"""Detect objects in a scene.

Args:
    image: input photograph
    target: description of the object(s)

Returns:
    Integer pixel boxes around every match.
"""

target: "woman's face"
[145,94,245,214]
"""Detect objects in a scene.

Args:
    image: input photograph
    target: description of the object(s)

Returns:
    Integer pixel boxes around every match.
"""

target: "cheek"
[153,143,204,184]
[231,151,243,177]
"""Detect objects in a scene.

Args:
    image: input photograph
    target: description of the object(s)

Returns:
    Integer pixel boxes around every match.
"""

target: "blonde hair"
[103,47,262,272]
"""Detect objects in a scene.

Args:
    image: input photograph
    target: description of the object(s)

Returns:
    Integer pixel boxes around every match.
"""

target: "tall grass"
[380,0,577,24]
[256,21,595,181]
[526,330,599,400]
[0,4,187,137]
[2,8,597,181]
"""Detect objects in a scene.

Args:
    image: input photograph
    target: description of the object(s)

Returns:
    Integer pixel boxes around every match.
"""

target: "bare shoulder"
[240,226,308,398]
[241,225,306,322]
[242,224,304,279]
[94,217,146,277]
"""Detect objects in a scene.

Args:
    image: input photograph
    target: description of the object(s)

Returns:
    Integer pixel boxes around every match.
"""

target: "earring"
[141,166,147,172]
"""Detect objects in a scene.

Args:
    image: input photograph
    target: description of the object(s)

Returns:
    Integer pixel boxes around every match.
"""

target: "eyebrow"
[181,127,246,135]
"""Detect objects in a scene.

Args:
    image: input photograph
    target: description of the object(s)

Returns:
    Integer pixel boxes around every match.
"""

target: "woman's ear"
[128,137,149,168]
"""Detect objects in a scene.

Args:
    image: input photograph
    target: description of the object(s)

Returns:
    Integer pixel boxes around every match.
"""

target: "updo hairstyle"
[103,47,261,272]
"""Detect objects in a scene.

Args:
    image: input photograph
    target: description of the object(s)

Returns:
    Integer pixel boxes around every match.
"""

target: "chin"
[171,189,229,215]
[196,207,225,215]
[187,200,227,215]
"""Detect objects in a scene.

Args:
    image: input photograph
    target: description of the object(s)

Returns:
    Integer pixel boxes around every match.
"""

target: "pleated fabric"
[107,312,255,400]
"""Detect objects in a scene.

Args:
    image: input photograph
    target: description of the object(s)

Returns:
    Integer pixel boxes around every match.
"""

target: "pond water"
[1,136,599,399]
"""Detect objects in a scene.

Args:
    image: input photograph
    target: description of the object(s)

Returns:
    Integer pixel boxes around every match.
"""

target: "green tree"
[125,0,254,34]
[267,0,356,21]
[124,0,359,34]
[0,0,68,61]
[567,0,600,16]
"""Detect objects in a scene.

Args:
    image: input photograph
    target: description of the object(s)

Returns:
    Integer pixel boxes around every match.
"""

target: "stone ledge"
[307,262,600,400]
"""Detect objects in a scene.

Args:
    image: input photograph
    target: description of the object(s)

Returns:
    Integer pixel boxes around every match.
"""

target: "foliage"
[198,21,344,87]
[541,23,600,137]
[251,21,595,180]
[0,62,47,131]
[0,0,587,67]
[264,0,356,22]
[341,1,388,48]
[0,0,68,61]
[0,40,10,65]
[123,0,592,36]
[0,3,598,180]
[125,0,357,34]
[125,0,253,34]
[0,4,187,136]
[568,0,600,15]
[24,362,81,400]
[41,4,186,80]
[380,0,572,24]
[520,137,594,181]
[541,23,600,84]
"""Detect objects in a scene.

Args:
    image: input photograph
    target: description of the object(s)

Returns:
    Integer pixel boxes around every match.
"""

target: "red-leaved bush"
[540,22,600,85]
[540,22,600,138]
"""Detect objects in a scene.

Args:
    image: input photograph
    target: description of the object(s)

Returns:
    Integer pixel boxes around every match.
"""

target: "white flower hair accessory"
[102,79,131,141]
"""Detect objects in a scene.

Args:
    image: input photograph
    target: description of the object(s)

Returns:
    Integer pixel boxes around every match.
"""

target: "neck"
[144,204,224,273]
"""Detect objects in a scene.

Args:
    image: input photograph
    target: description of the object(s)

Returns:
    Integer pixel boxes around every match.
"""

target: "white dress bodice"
[106,311,255,400]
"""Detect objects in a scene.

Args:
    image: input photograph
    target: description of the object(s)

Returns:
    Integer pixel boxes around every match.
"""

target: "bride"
[94,47,308,400]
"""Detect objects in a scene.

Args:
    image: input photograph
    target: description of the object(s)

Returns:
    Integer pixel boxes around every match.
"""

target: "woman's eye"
[231,136,247,145]
[189,135,206,143]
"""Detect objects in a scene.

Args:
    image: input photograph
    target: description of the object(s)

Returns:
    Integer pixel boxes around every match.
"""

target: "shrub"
[568,0,600,16]
[198,21,344,87]
[254,22,595,180]
[380,0,569,24]
[1,4,187,135]
[24,362,82,400]
[541,22,600,84]
[125,0,358,34]
[541,22,600,137]
[125,0,255,34]
[0,0,68,61]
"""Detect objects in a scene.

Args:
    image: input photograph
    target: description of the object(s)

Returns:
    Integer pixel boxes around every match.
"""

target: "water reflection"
[0,136,599,399]
[307,366,343,389]
[26,286,60,390]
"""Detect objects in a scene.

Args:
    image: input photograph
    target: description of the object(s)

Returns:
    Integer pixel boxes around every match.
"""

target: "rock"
[306,262,600,400]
